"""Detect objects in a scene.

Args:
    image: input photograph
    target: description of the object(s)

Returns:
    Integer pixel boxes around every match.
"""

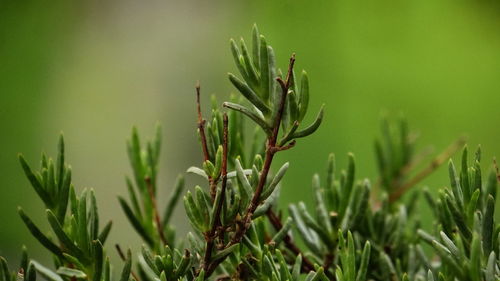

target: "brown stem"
[389,136,467,203]
[246,54,296,220]
[115,244,140,281]
[196,83,218,200]
[266,209,316,273]
[323,253,335,276]
[373,146,434,194]
[398,146,434,178]
[205,54,296,278]
[270,140,296,153]
[145,177,168,246]
[196,82,211,162]
[268,210,335,279]
[202,114,229,273]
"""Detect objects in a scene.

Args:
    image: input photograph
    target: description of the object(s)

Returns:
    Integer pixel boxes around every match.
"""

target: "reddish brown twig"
[196,83,218,200]
[270,140,296,153]
[145,177,168,246]
[244,54,296,222]
[398,146,434,178]
[202,113,229,273]
[389,136,467,202]
[196,83,211,163]
[323,253,335,276]
[115,244,140,281]
[373,145,433,194]
[266,209,315,273]
[205,54,296,277]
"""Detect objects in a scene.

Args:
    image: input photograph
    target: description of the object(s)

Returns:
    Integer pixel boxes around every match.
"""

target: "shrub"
[1,25,499,281]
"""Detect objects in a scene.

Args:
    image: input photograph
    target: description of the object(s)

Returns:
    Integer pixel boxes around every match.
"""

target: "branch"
[270,140,296,153]
[205,54,296,277]
[245,54,296,219]
[196,83,217,200]
[145,177,168,247]
[323,253,335,277]
[202,114,229,273]
[196,83,211,162]
[389,136,467,203]
[266,209,315,273]
[115,244,140,281]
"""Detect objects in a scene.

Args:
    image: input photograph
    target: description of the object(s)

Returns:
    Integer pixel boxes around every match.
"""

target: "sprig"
[418,146,499,281]
[224,25,324,144]
[3,24,500,281]
[119,124,185,252]
[186,25,325,279]
[14,135,132,281]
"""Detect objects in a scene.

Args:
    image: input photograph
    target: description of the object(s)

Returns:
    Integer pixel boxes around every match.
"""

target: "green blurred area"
[1,0,499,267]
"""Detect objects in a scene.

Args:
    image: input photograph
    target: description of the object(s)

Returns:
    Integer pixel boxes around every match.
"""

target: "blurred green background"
[1,0,499,267]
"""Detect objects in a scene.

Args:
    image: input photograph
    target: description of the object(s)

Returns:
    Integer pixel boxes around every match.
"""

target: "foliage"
[1,25,499,281]
[7,136,131,281]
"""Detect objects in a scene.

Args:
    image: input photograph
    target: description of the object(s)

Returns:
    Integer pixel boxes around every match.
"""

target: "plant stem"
[245,54,296,221]
[115,244,140,281]
[202,114,229,273]
[266,209,316,273]
[196,83,217,200]
[145,177,168,247]
[323,253,335,278]
[389,136,466,202]
[196,82,210,163]
[205,54,296,278]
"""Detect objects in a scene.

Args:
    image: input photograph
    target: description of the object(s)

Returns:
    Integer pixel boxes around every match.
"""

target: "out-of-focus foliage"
[4,137,132,281]
[2,1,500,264]
[2,1,500,280]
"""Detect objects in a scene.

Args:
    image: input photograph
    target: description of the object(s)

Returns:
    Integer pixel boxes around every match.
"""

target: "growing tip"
[328,153,335,161]
[347,152,355,160]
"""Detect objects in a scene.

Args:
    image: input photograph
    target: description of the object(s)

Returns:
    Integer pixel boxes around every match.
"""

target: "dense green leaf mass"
[2,25,499,281]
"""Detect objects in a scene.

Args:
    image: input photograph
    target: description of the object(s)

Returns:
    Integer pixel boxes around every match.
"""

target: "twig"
[266,209,316,273]
[145,177,168,246]
[373,146,434,193]
[202,114,229,273]
[205,54,296,277]
[270,140,296,153]
[196,82,211,163]
[389,136,467,203]
[323,253,335,276]
[245,54,296,221]
[115,244,140,281]
[399,146,434,177]
[196,83,218,200]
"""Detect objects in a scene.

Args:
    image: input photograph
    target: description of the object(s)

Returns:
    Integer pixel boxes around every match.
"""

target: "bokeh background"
[1,0,500,268]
